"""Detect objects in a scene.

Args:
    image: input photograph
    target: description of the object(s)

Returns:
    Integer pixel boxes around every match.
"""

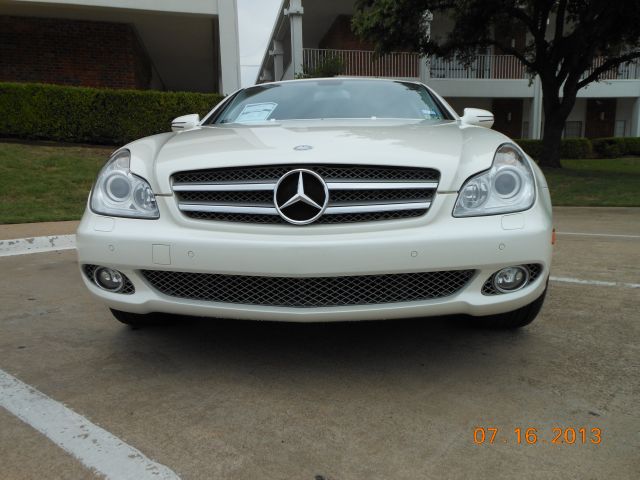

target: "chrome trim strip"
[178,201,430,216]
[173,181,438,192]
[172,183,276,192]
[178,204,278,215]
[326,182,438,190]
[324,202,431,214]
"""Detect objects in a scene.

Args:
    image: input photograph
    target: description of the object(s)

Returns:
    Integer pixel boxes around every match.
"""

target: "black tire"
[472,287,548,329]
[110,309,167,328]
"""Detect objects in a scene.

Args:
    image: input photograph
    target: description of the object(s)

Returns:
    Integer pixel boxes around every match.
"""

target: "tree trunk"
[538,78,578,169]
[540,114,564,169]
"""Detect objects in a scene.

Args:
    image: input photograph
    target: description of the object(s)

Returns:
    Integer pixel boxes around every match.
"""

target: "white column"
[419,11,433,83]
[631,97,640,137]
[270,40,284,81]
[419,58,430,83]
[530,75,543,139]
[217,0,241,94]
[285,0,304,79]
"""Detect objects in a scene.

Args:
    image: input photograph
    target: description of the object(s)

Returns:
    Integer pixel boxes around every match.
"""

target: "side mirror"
[461,108,494,128]
[171,114,200,132]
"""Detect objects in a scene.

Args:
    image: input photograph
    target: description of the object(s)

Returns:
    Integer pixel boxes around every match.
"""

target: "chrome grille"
[185,209,427,224]
[178,190,272,204]
[172,164,439,225]
[173,165,439,184]
[331,189,433,203]
[481,264,543,295]
[141,269,475,308]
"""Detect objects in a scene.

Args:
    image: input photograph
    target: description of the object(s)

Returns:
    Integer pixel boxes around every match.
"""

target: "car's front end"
[77,79,552,327]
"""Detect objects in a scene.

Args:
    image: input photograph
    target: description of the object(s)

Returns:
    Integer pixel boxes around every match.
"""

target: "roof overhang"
[9,0,219,15]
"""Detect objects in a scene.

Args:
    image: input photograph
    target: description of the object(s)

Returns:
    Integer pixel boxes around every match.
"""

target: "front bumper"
[76,193,552,322]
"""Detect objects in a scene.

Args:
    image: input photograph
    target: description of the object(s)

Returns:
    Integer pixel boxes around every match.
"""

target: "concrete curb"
[0,221,79,240]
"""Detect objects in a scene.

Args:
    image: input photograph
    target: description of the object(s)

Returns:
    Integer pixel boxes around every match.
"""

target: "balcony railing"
[303,48,420,79]
[430,54,528,79]
[582,57,640,80]
[302,48,640,81]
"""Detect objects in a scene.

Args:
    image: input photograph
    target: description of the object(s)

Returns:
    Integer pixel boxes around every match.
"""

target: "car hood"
[141,119,508,194]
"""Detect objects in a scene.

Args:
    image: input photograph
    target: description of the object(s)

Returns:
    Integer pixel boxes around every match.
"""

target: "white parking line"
[557,231,640,239]
[550,276,640,289]
[0,369,180,480]
[0,235,76,257]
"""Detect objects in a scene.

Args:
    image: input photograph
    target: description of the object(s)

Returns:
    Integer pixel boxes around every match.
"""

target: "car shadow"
[107,313,533,380]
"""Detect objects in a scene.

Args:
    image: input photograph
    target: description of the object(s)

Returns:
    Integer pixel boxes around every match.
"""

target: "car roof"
[255,77,424,88]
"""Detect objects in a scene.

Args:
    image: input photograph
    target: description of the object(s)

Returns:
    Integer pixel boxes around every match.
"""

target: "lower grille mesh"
[141,269,476,308]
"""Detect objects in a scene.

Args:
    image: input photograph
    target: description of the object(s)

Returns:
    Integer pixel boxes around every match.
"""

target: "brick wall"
[0,16,151,89]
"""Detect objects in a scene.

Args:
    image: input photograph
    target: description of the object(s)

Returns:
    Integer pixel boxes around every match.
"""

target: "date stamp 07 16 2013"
[473,427,602,446]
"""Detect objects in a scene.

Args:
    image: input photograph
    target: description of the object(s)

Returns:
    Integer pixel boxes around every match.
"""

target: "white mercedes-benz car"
[77,78,553,329]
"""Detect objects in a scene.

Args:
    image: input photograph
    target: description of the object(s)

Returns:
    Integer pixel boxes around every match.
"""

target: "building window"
[615,120,626,137]
[563,121,583,138]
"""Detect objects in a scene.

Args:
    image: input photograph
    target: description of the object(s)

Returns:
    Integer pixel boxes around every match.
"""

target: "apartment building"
[258,0,640,139]
[0,0,241,94]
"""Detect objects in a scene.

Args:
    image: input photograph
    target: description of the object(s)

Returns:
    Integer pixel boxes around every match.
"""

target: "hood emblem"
[274,169,328,225]
[294,145,313,151]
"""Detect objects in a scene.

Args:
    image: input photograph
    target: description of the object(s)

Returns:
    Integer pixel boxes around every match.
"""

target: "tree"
[353,0,640,168]
[297,54,346,78]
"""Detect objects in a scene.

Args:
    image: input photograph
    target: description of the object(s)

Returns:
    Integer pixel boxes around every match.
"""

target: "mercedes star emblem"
[274,169,329,225]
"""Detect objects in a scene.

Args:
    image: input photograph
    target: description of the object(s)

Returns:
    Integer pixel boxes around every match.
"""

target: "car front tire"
[472,286,548,329]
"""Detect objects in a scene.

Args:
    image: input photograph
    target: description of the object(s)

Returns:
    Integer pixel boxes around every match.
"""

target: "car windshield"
[209,79,450,125]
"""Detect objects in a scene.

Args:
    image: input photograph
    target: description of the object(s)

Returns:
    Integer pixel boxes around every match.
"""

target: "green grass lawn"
[0,142,111,224]
[0,141,638,224]
[543,158,640,207]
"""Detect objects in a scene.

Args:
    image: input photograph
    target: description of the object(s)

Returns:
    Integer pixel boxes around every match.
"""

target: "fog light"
[93,267,124,292]
[493,266,529,293]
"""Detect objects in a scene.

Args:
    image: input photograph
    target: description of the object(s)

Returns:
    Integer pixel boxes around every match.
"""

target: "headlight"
[90,149,159,219]
[453,143,535,217]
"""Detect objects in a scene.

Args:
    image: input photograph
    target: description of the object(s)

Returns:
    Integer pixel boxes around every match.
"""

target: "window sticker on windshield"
[422,108,438,119]
[236,103,278,123]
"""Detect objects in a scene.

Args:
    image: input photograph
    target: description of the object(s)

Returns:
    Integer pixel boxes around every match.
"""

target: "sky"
[237,0,282,87]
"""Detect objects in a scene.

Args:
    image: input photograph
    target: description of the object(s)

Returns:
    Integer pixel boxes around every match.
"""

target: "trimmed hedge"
[559,138,593,159]
[592,137,640,158]
[592,138,622,158]
[515,139,544,159]
[516,138,592,160]
[2,82,639,159]
[0,82,224,145]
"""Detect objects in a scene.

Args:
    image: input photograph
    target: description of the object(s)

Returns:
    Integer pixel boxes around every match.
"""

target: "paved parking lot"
[1,207,638,479]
